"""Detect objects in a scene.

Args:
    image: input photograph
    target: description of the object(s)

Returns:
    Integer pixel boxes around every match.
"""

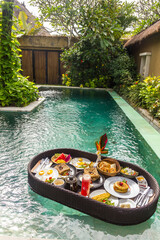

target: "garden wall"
[18,36,77,84]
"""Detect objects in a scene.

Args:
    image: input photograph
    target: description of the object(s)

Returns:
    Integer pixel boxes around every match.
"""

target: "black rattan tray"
[28,148,160,225]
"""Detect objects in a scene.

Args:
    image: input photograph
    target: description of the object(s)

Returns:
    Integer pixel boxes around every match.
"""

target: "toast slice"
[54,163,70,175]
[84,167,100,181]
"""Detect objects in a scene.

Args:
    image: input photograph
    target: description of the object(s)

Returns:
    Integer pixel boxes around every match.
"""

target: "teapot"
[65,175,78,192]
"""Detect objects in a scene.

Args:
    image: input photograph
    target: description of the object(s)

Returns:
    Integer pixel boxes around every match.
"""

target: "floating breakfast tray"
[28,148,160,225]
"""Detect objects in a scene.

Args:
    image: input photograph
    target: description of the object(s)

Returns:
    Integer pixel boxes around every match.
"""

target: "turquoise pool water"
[0,88,159,240]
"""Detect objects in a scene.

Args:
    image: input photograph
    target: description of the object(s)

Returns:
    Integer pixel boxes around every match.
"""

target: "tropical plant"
[129,76,160,119]
[0,0,39,107]
[109,48,137,87]
[30,0,135,46]
[128,80,143,106]
[62,38,137,88]
[61,37,112,87]
[61,0,137,87]
[95,133,108,154]
[30,0,94,46]
[0,75,39,107]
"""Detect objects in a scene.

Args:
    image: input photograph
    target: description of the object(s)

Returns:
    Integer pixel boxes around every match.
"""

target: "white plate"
[118,199,136,208]
[89,189,119,206]
[70,157,91,169]
[104,176,140,199]
[35,168,59,181]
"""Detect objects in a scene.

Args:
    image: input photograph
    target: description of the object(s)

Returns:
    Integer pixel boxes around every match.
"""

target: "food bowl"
[136,175,145,182]
[51,153,72,164]
[120,167,139,179]
[53,178,65,187]
[97,158,121,177]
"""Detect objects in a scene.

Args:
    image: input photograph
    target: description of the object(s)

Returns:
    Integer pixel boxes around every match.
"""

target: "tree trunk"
[1,0,14,87]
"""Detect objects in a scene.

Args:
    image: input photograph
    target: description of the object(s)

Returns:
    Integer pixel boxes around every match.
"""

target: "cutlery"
[42,157,51,169]
[136,186,150,207]
[33,159,44,173]
[134,186,147,203]
[141,189,154,206]
[35,157,51,173]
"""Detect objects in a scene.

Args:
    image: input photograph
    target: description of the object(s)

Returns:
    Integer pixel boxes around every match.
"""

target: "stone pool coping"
[108,90,160,160]
[0,97,45,112]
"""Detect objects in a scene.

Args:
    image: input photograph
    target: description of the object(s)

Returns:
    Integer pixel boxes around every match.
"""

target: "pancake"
[113,181,128,193]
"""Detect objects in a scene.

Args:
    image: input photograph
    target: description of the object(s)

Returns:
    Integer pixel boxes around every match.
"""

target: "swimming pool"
[0,88,159,239]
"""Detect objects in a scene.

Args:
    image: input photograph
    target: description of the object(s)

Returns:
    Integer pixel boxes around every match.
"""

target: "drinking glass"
[81,174,91,196]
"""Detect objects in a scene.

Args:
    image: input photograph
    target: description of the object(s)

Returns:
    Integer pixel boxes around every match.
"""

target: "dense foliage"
[128,76,160,119]
[115,76,160,120]
[31,0,94,39]
[0,75,39,107]
[61,39,113,88]
[61,0,136,88]
[0,0,39,107]
[61,40,137,88]
[109,48,137,86]
[31,0,135,46]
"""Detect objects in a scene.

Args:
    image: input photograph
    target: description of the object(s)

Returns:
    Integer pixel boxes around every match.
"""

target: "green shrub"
[61,37,111,88]
[62,73,72,86]
[61,39,137,89]
[0,1,39,107]
[139,76,160,118]
[84,76,109,88]
[0,75,39,107]
[128,80,142,105]
[129,76,160,119]
[109,49,137,87]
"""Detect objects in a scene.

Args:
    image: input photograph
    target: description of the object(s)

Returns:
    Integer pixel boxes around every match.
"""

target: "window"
[139,52,151,78]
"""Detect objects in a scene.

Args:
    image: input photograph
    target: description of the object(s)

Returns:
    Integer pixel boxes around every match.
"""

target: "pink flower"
[81,60,83,63]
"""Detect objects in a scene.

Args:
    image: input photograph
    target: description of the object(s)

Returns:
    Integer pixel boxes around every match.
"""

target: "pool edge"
[0,98,45,112]
[108,90,160,160]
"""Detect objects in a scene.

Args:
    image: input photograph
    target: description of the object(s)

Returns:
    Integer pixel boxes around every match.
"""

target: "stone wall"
[18,35,77,50]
